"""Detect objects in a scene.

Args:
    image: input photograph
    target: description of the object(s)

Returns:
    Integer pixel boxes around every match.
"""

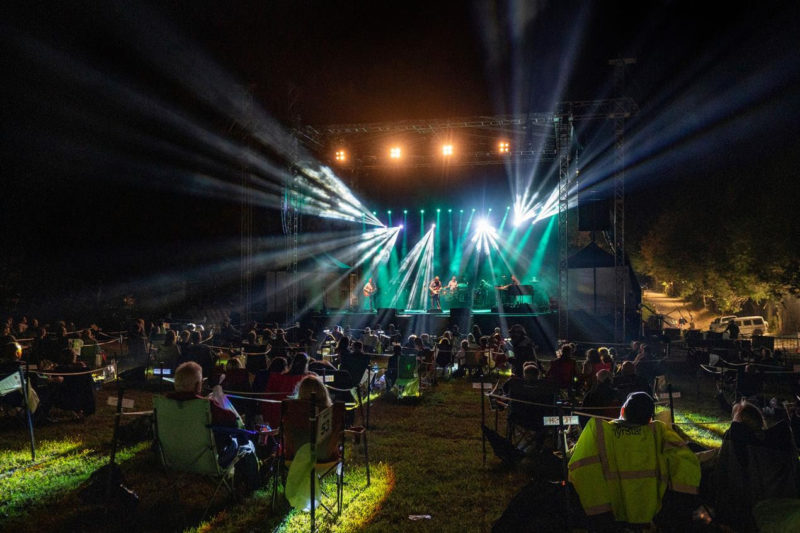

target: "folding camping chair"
[434,345,453,381]
[152,395,253,520]
[504,379,560,452]
[462,349,486,377]
[278,399,348,531]
[393,354,420,399]
[79,343,104,369]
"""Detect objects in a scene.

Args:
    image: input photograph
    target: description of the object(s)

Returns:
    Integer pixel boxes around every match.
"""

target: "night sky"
[2,1,799,306]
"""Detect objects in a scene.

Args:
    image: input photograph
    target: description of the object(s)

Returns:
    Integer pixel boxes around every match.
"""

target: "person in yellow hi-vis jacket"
[568,392,701,530]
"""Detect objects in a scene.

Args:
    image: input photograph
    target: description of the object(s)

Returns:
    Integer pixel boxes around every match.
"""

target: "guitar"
[363,284,376,298]
[429,286,441,296]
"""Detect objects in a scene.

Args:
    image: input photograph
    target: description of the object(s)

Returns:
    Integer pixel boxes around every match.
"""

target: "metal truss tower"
[240,92,255,323]
[610,57,636,343]
[284,87,301,323]
[555,108,573,342]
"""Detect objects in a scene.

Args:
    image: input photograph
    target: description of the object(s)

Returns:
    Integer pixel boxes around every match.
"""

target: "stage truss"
[290,95,637,340]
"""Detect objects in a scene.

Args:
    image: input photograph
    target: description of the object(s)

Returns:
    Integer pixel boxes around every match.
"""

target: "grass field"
[0,368,733,532]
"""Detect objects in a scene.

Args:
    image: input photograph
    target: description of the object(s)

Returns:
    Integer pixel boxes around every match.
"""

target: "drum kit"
[442,282,471,305]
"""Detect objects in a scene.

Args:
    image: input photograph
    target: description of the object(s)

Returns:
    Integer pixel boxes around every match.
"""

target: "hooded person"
[568,392,701,530]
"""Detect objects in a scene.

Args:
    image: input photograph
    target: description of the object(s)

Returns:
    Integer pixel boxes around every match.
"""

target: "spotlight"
[390,147,402,159]
[335,149,347,162]
[420,209,425,214]
[442,144,453,156]
[387,210,392,214]
[488,208,492,212]
[506,206,510,210]
[432,223,436,228]
[436,208,441,213]
[448,209,452,213]
[472,208,476,212]
[403,209,408,214]
[498,141,510,154]
[460,209,464,213]
[399,224,404,229]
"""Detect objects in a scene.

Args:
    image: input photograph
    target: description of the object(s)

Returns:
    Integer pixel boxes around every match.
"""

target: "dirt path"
[643,290,715,330]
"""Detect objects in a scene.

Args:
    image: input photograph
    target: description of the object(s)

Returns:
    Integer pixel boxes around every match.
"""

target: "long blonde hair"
[296,375,332,408]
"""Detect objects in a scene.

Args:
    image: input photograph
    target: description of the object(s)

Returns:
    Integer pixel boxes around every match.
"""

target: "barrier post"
[105,384,124,510]
[695,368,701,407]
[559,403,571,530]
[668,383,675,424]
[480,369,486,467]
[309,392,317,532]
[19,365,36,461]
[366,364,372,430]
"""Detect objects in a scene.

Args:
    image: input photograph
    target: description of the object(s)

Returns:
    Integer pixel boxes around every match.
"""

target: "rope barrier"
[204,344,246,351]
[571,410,617,421]
[34,367,112,377]
[225,393,282,404]
[324,384,358,393]
[93,339,119,347]
[119,410,153,416]
[485,392,668,411]
[487,392,731,426]
[97,331,127,339]
[214,389,292,397]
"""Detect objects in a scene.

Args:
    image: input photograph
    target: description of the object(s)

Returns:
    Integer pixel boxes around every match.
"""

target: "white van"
[709,315,736,333]
[731,316,769,337]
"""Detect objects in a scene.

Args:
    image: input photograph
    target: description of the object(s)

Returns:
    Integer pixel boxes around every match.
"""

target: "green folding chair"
[79,343,103,369]
[152,395,248,520]
[280,400,347,531]
[393,354,420,399]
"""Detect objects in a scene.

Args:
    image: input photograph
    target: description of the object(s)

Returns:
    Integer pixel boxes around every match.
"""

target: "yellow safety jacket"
[568,417,700,526]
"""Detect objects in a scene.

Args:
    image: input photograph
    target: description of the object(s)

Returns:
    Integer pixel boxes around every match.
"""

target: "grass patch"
[0,371,737,531]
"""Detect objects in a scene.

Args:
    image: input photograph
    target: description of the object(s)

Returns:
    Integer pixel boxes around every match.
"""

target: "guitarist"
[363,277,377,311]
[429,276,442,311]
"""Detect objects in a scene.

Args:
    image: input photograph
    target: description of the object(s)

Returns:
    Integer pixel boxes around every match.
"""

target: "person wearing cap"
[568,391,700,529]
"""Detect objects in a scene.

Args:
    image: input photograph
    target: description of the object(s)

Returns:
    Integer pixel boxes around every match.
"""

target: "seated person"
[736,364,764,399]
[242,330,270,373]
[384,344,402,389]
[341,341,370,386]
[215,358,251,418]
[579,369,619,427]
[360,327,379,354]
[710,401,799,531]
[454,339,469,369]
[414,337,434,380]
[307,357,337,376]
[296,375,332,408]
[51,347,96,417]
[569,392,700,530]
[179,331,216,378]
[613,361,650,401]
[167,362,259,491]
[546,343,578,390]
[499,364,559,452]
[259,357,304,428]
